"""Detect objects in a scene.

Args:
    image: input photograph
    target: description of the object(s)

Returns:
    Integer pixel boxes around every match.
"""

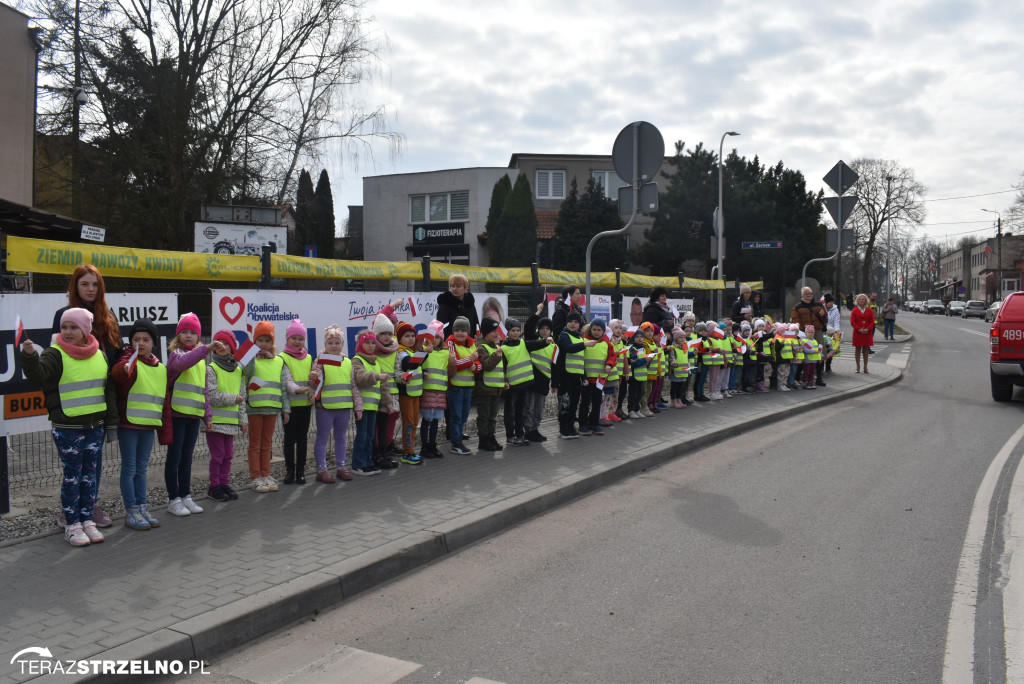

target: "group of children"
[23,296,844,547]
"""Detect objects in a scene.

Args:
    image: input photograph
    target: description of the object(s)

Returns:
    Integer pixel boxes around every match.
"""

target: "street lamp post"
[885,176,894,304]
[716,131,739,319]
[982,208,1003,301]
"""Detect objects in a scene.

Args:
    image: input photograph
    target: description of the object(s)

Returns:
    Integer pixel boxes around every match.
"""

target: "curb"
[47,369,903,683]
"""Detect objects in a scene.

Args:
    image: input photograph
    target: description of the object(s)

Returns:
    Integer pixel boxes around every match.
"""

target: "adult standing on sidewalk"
[850,293,875,373]
[790,286,828,386]
[50,265,123,528]
[643,287,675,330]
[730,283,755,322]
[551,284,585,339]
[437,273,479,339]
[881,297,898,340]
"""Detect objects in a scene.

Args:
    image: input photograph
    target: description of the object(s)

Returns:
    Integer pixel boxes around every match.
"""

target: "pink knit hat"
[60,308,93,337]
[176,312,201,336]
[357,330,377,354]
[286,318,306,340]
[427,319,444,340]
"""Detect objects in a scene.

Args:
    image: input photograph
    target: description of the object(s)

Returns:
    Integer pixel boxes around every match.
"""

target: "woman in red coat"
[850,293,875,373]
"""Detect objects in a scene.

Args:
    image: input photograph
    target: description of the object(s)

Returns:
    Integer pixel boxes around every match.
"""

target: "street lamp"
[982,208,1003,301]
[716,130,739,318]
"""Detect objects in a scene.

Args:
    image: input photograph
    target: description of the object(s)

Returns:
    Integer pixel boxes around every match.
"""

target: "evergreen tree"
[550,177,626,271]
[313,170,336,259]
[292,169,316,256]
[484,174,512,243]
[490,174,538,267]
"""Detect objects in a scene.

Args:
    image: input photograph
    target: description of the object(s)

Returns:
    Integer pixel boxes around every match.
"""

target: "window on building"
[410,191,470,223]
[591,170,627,200]
[535,170,565,200]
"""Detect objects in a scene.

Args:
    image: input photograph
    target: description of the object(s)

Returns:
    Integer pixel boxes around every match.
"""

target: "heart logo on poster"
[220,296,244,325]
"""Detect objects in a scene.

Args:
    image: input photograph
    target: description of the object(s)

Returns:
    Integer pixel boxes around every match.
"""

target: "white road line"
[959,327,990,337]
[231,640,422,684]
[944,423,1024,683]
[887,353,909,369]
[1005,453,1024,683]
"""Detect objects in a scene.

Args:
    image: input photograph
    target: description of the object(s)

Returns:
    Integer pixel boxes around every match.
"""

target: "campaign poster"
[0,292,178,436]
[545,293,613,324]
[211,290,509,358]
[620,296,693,327]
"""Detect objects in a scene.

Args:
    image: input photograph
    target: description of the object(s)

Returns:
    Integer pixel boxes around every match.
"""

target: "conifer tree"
[550,177,626,271]
[313,170,336,259]
[490,174,538,267]
[292,169,316,256]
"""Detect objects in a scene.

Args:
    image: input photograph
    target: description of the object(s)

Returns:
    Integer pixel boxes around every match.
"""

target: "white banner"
[194,222,288,256]
[0,293,178,435]
[621,296,693,327]
[211,290,509,357]
[545,293,614,325]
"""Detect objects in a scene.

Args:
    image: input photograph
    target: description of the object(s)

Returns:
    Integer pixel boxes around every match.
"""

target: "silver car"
[985,301,1002,323]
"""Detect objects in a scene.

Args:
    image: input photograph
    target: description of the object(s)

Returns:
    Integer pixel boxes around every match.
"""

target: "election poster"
[0,293,178,436]
[620,296,693,327]
[545,293,614,324]
[211,290,509,359]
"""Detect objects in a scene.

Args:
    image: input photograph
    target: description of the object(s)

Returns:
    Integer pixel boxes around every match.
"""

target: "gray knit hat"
[453,316,471,333]
[694,322,707,333]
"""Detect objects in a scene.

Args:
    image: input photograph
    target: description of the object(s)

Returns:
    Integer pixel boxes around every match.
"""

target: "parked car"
[915,301,926,313]
[962,300,987,319]
[990,293,1024,401]
[985,301,1002,323]
[925,299,945,314]
[947,301,966,316]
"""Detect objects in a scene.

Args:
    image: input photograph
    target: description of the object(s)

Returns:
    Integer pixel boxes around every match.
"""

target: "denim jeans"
[165,416,200,499]
[884,319,895,339]
[447,386,473,446]
[352,410,377,470]
[119,427,155,508]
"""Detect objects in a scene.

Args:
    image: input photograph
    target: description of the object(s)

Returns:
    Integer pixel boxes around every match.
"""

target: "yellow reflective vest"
[126,361,168,426]
[56,346,109,417]
[249,356,284,409]
[171,360,206,417]
[211,363,242,425]
[319,358,354,409]
[280,353,313,407]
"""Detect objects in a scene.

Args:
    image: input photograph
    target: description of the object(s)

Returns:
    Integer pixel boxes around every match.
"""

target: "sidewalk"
[1,355,901,684]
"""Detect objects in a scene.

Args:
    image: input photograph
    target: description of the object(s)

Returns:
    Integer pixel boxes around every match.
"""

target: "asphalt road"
[175,311,1024,684]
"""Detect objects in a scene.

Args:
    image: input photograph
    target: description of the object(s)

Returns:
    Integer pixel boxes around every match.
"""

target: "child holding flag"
[523,308,555,442]
[394,321,426,465]
[501,317,546,446]
[22,308,117,546]
[419,320,449,459]
[205,330,246,501]
[310,325,354,482]
[243,321,292,492]
[668,327,690,408]
[579,318,615,436]
[625,327,649,418]
[351,330,391,475]
[474,318,506,452]
[280,319,312,484]
[113,319,168,531]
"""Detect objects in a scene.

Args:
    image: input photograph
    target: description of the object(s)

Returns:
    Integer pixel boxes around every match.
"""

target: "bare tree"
[844,159,927,293]
[29,0,402,249]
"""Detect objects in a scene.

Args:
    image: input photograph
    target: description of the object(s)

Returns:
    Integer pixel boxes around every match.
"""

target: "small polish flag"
[234,339,258,366]
[318,353,346,366]
[126,344,140,372]
[310,375,324,401]
[402,372,413,383]
[14,315,24,347]
[671,305,680,319]
[408,297,418,316]
[687,339,703,350]
[711,328,725,340]
[660,333,667,346]
[248,376,268,392]
[551,347,559,364]
[595,379,604,390]
[739,344,747,354]
[411,350,428,362]
[497,322,508,340]
[626,325,639,335]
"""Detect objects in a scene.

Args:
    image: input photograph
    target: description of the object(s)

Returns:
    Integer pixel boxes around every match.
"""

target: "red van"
[990,292,1024,401]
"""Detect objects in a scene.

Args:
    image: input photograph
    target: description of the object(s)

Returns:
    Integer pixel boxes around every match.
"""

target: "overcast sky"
[327,0,1023,247]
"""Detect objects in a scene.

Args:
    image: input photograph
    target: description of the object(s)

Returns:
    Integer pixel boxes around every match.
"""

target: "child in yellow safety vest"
[801,324,821,389]
[394,320,425,466]
[418,320,450,459]
[166,312,223,517]
[607,319,628,421]
[579,318,616,436]
[502,317,549,446]
[280,319,313,485]
[205,330,246,501]
[351,330,391,475]
[668,327,690,408]
[371,313,402,470]
[21,307,118,546]
[310,324,354,482]
[113,318,169,532]
[523,305,555,442]
[825,325,841,373]
[446,316,479,455]
[474,318,506,452]
[243,321,292,492]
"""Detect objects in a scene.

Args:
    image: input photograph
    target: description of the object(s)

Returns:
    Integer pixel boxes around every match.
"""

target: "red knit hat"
[395,321,416,341]
[213,329,237,354]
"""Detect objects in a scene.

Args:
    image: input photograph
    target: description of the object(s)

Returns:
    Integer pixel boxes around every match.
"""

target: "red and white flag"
[687,339,704,350]
[234,339,258,366]
[497,321,508,340]
[317,353,346,366]
[671,305,680,319]
[408,297,418,316]
[595,379,605,390]
[14,315,24,347]
[248,376,268,392]
[310,375,324,401]
[126,344,140,373]
[551,347,559,364]
[411,350,428,362]
[711,328,725,340]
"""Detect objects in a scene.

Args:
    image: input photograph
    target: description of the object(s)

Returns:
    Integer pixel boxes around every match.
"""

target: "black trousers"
[557,377,582,435]
[503,385,528,439]
[579,383,603,429]
[283,404,311,472]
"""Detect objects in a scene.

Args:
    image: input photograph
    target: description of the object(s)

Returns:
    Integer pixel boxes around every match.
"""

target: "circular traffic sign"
[612,121,665,185]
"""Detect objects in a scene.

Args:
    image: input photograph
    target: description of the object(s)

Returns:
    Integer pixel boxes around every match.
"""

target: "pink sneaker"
[64,523,90,547]
[81,520,105,543]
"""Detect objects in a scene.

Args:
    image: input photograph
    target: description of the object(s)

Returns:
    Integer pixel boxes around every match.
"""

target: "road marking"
[959,327,989,337]
[944,423,1024,683]
[887,353,909,369]
[231,640,422,684]
[1005,454,1024,683]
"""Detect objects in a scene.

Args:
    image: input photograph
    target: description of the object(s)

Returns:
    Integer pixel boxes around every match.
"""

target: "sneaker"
[168,498,191,517]
[779,385,791,392]
[513,436,531,446]
[657,403,669,410]
[336,467,354,481]
[92,504,112,528]
[598,418,613,427]
[578,427,593,436]
[316,469,337,483]
[641,408,655,417]
[628,411,643,419]
[65,522,90,546]
[608,413,621,423]
[401,453,423,465]
[207,486,230,501]
[351,467,380,477]
[376,457,400,469]
[450,443,471,455]
[695,395,710,402]
[525,430,545,443]
[182,495,203,514]
[252,477,271,493]
[365,464,382,474]
[817,380,826,387]
[124,506,151,530]
[265,476,280,491]
[559,432,579,440]
[139,504,160,528]
[223,485,239,500]
[591,426,605,436]
[81,520,104,543]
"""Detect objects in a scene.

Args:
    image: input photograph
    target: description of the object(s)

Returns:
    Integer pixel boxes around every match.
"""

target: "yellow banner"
[430,263,533,285]
[742,281,764,290]
[273,254,422,280]
[620,272,679,289]
[682,277,724,290]
[7,236,262,280]
[535,269,617,288]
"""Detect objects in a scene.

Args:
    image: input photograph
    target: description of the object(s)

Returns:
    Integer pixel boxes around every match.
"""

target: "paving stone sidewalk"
[0,355,900,684]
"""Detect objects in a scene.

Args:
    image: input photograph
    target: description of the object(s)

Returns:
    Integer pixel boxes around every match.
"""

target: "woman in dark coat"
[730,283,755,321]
[436,273,480,339]
[641,287,674,330]
[550,284,584,339]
